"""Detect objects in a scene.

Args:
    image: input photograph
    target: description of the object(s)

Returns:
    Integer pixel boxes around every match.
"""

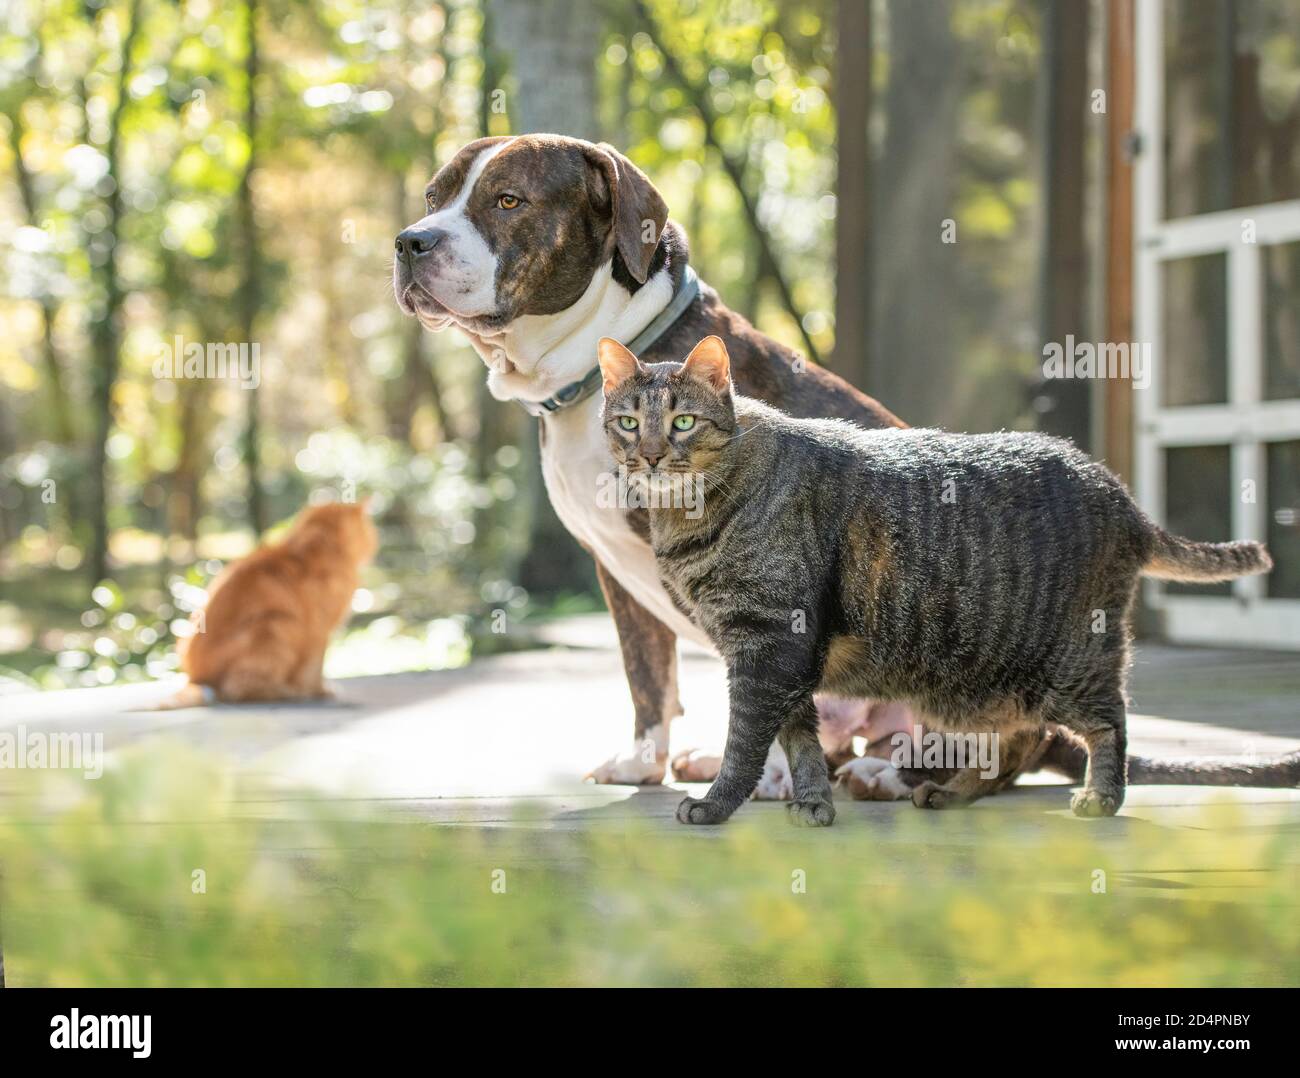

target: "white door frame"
[1133,0,1300,649]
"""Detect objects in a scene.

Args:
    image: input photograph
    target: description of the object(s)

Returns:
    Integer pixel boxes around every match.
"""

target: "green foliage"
[0,426,529,688]
[2,0,1056,685]
[3,745,1297,987]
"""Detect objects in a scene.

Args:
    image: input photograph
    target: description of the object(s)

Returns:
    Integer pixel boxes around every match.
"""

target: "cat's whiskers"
[690,466,745,510]
[725,417,775,443]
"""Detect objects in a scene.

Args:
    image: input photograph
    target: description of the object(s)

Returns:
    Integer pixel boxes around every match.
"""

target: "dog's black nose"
[395,227,446,259]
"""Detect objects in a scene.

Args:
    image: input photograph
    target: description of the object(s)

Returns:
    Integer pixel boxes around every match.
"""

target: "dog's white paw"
[585,748,666,785]
[835,756,911,801]
[670,747,723,783]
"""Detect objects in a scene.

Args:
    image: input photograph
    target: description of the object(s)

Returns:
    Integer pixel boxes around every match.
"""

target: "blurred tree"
[237,0,265,536]
[86,0,143,585]
[488,0,601,597]
[0,0,1067,686]
[1034,0,1090,449]
[870,0,963,428]
[831,0,871,390]
[632,0,822,366]
[489,0,601,139]
[4,95,75,448]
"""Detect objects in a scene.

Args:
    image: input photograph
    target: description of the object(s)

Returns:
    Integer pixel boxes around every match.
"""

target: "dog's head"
[393,135,669,338]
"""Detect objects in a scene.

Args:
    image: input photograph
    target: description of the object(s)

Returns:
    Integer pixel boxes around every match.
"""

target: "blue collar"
[521,264,700,416]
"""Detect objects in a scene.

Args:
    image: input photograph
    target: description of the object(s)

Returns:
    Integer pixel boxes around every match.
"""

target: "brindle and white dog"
[393,133,1300,801]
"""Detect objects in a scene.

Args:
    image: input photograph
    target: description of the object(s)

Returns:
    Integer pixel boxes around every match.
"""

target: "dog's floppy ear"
[597,337,645,392]
[583,143,669,284]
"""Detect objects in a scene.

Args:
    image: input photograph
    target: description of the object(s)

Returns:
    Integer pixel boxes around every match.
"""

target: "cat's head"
[597,335,736,484]
[293,499,379,565]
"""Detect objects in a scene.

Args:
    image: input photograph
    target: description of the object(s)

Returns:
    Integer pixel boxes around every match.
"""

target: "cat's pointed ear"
[597,337,643,392]
[682,336,731,391]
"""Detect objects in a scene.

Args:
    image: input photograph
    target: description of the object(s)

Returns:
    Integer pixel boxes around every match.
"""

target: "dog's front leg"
[584,558,682,785]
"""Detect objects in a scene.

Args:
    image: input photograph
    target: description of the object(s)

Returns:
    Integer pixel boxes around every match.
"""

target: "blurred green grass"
[2,745,1297,987]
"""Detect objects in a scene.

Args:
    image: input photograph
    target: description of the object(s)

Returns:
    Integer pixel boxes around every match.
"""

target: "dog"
[393,133,1300,800]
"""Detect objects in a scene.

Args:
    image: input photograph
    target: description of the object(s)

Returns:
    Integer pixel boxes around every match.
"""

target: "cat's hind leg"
[212,620,304,703]
[1057,693,1127,818]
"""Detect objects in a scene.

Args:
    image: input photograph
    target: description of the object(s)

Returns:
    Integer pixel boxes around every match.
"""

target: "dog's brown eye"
[425,193,436,212]
[497,193,520,210]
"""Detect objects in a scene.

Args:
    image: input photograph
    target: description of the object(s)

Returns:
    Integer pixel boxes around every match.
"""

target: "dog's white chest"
[539,401,714,651]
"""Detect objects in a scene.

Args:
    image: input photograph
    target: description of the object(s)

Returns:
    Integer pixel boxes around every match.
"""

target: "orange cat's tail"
[148,682,216,711]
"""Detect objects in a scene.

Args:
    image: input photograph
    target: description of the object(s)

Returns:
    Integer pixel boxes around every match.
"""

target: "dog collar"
[521,264,700,417]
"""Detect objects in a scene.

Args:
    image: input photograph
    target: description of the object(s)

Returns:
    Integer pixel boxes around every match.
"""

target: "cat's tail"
[1125,750,1300,788]
[1040,736,1300,788]
[1142,528,1272,583]
[142,682,215,711]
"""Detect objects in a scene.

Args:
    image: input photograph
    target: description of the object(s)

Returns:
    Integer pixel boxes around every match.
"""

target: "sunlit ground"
[2,744,1296,988]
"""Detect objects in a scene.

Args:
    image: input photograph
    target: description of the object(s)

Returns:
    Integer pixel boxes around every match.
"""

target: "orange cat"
[164,500,377,706]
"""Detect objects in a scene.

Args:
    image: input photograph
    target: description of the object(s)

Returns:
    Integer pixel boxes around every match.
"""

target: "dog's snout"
[395,226,447,260]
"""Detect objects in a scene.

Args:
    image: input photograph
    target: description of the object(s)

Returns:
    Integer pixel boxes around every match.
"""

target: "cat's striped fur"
[598,336,1273,825]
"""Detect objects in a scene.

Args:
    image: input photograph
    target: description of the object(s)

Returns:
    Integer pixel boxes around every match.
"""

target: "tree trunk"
[488,0,602,598]
[168,375,209,544]
[6,95,82,539]
[870,0,964,428]
[238,0,266,536]
[473,0,516,513]
[1035,0,1092,450]
[488,0,601,139]
[832,0,873,391]
[86,0,143,584]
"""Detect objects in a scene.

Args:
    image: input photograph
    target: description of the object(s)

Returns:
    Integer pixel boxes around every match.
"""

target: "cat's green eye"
[618,415,639,431]
[672,415,696,432]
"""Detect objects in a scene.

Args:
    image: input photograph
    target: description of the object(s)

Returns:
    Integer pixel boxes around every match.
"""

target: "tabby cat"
[597,335,1272,826]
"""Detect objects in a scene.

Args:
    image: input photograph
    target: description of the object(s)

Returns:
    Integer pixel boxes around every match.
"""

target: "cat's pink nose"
[641,450,665,468]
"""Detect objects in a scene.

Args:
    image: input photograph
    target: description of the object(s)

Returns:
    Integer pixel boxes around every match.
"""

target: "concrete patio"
[2,616,1298,852]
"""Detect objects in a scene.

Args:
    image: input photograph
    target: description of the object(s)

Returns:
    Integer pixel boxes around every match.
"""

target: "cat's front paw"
[786,799,835,827]
[676,796,733,825]
[1070,788,1121,818]
[585,749,666,786]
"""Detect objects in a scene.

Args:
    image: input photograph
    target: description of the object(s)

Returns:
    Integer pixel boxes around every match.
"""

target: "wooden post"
[1103,0,1136,483]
